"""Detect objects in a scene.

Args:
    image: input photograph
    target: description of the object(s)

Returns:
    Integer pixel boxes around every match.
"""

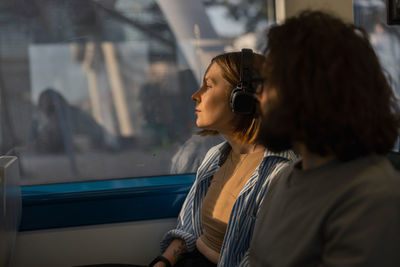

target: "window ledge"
[20,174,195,231]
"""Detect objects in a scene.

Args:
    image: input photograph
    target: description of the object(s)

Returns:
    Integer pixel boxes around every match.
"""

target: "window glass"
[354,0,400,97]
[0,0,275,185]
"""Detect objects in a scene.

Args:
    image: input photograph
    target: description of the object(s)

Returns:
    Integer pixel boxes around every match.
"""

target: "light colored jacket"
[161,141,297,266]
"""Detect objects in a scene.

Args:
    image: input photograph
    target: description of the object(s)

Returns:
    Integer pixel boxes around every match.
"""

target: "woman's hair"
[198,51,266,144]
[261,10,400,161]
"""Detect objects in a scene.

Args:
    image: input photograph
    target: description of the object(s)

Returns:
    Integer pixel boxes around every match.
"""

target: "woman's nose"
[192,88,201,102]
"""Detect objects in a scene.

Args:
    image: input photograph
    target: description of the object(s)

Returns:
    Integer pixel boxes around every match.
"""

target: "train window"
[0,0,275,185]
[354,0,400,98]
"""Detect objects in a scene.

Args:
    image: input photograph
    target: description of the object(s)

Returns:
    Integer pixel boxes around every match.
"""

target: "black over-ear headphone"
[229,48,257,115]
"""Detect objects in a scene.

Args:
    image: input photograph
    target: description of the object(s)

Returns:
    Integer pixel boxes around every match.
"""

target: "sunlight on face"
[191,63,235,134]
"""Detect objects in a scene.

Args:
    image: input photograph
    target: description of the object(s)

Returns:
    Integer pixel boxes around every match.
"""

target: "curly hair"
[198,51,266,144]
[260,10,400,161]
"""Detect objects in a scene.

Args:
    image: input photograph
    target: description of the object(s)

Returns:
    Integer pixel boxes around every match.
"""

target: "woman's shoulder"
[262,148,300,163]
[170,135,224,174]
[203,140,229,159]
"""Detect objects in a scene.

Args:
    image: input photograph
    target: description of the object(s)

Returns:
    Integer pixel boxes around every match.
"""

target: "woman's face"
[192,62,235,134]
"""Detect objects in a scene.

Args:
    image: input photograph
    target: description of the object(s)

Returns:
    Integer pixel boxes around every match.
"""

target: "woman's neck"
[221,133,264,154]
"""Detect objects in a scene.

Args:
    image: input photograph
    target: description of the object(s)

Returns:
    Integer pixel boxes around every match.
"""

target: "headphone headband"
[239,48,254,91]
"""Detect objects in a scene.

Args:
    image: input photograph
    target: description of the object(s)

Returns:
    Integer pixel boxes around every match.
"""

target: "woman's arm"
[160,172,203,252]
[153,238,187,267]
[159,145,223,265]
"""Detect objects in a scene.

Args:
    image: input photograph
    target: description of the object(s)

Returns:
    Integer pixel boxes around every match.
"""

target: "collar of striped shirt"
[197,141,298,184]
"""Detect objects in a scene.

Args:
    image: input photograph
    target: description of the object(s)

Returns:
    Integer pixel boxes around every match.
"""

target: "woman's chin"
[196,121,207,129]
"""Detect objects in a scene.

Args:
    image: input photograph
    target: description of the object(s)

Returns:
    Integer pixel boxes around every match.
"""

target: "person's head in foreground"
[250,10,400,267]
[257,10,399,163]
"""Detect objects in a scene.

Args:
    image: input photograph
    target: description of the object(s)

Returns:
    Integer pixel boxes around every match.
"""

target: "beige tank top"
[199,150,264,253]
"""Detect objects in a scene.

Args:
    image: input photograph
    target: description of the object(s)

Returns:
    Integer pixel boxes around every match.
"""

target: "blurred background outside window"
[354,0,400,97]
[354,0,400,151]
[0,0,275,185]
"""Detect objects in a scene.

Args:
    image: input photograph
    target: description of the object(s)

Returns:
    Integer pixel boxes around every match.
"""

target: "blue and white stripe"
[161,141,298,266]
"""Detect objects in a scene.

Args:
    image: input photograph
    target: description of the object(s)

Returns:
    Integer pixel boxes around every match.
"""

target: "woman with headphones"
[150,50,297,267]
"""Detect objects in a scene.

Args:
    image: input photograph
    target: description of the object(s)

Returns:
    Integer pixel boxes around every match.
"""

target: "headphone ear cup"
[230,88,256,115]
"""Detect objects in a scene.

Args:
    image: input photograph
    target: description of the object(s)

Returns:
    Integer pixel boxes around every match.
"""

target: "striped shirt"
[161,141,298,266]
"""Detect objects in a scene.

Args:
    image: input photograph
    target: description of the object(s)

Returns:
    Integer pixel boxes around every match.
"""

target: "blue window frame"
[20,174,195,230]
